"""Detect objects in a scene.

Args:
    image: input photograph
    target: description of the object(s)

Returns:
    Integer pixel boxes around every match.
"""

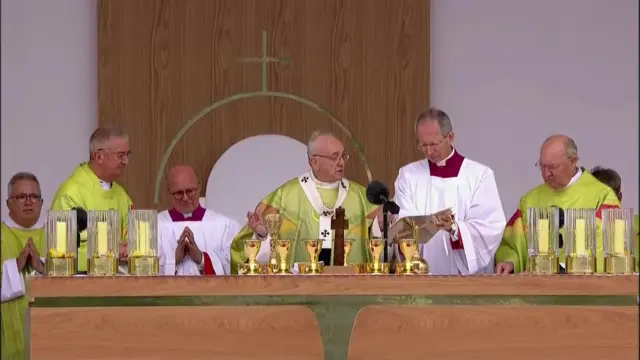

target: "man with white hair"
[1,172,46,359]
[495,135,620,274]
[229,130,382,273]
[393,107,506,275]
[50,127,133,273]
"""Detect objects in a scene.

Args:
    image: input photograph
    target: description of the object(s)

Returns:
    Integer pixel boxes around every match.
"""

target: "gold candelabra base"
[128,256,159,276]
[88,256,118,276]
[604,254,635,274]
[365,262,390,275]
[238,262,264,275]
[298,262,324,275]
[566,253,596,275]
[527,254,559,275]
[46,257,76,276]
[267,262,292,275]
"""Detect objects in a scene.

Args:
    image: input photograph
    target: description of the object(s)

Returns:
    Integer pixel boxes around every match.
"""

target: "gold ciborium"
[366,238,390,275]
[299,239,324,274]
[264,213,283,274]
[343,239,355,266]
[268,239,292,274]
[238,239,263,275]
[396,238,418,275]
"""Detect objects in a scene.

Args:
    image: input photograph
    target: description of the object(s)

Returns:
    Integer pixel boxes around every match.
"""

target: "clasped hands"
[175,226,203,265]
[17,238,45,274]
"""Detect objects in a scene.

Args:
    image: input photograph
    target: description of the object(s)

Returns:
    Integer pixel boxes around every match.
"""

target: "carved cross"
[331,207,349,266]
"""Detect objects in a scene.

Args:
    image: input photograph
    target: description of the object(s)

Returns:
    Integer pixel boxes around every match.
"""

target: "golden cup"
[238,238,263,275]
[300,239,323,274]
[343,239,355,265]
[264,213,283,273]
[397,238,418,275]
[268,239,292,274]
[367,238,388,275]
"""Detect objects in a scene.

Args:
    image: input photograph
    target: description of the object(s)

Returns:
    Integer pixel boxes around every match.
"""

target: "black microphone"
[72,207,88,248]
[366,181,400,215]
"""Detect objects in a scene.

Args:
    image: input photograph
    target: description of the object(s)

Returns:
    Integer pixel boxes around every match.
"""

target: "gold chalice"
[397,238,417,275]
[270,239,292,274]
[366,238,389,275]
[264,213,283,274]
[238,238,263,275]
[299,239,324,274]
[343,239,355,266]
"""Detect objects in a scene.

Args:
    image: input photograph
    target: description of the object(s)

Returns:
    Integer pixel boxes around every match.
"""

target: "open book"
[387,208,453,244]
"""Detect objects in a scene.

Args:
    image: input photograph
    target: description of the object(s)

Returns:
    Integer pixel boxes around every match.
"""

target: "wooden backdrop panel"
[98,0,430,208]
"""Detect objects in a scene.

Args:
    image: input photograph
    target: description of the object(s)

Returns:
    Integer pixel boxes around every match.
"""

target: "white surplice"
[393,149,506,275]
[157,209,240,275]
[1,217,44,302]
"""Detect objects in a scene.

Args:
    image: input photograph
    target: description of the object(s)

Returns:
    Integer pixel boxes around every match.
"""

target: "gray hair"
[7,172,41,196]
[89,127,128,154]
[414,107,453,136]
[565,137,578,158]
[307,130,338,158]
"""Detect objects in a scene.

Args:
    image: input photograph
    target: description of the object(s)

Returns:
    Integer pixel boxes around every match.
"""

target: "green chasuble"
[50,162,132,271]
[635,214,639,272]
[1,222,45,360]
[230,173,379,274]
[495,169,620,273]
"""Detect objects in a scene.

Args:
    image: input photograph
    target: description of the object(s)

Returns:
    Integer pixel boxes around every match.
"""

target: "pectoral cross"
[331,207,349,266]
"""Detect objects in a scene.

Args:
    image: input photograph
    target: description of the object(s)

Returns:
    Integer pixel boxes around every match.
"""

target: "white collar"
[3,215,44,230]
[99,179,112,191]
[565,168,582,188]
[309,170,340,189]
[435,147,455,167]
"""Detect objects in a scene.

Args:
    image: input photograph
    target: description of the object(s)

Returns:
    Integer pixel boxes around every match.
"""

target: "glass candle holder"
[602,208,635,274]
[45,210,78,276]
[526,207,560,274]
[127,210,159,276]
[565,208,596,274]
[87,209,120,276]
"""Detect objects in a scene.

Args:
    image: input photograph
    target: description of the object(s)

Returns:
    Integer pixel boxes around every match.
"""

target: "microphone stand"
[381,201,391,266]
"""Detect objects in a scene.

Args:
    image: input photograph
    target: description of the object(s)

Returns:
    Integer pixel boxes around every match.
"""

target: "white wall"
[1,0,637,221]
[430,0,639,213]
[1,0,97,220]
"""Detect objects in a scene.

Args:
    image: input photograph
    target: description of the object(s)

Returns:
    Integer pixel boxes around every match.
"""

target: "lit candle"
[56,221,67,253]
[613,219,625,254]
[537,219,549,253]
[138,220,149,255]
[97,221,108,255]
[574,219,586,255]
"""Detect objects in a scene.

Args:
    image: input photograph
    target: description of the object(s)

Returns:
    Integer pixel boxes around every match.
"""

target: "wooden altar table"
[27,274,638,360]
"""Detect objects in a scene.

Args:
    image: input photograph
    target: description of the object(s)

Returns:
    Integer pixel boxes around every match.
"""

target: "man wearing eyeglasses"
[157,165,239,275]
[393,107,506,275]
[229,130,382,273]
[50,128,133,273]
[495,135,620,274]
[1,172,46,360]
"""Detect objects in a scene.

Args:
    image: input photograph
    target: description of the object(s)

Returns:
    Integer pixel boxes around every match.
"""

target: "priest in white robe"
[393,108,506,275]
[157,165,240,276]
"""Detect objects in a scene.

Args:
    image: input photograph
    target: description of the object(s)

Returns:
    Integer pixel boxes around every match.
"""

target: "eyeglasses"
[535,157,573,172]
[313,153,350,164]
[98,149,132,161]
[170,187,198,200]
[417,137,447,151]
[9,193,42,203]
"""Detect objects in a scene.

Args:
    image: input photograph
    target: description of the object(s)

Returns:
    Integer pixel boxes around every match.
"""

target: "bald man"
[157,165,240,275]
[229,130,382,274]
[495,135,620,274]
